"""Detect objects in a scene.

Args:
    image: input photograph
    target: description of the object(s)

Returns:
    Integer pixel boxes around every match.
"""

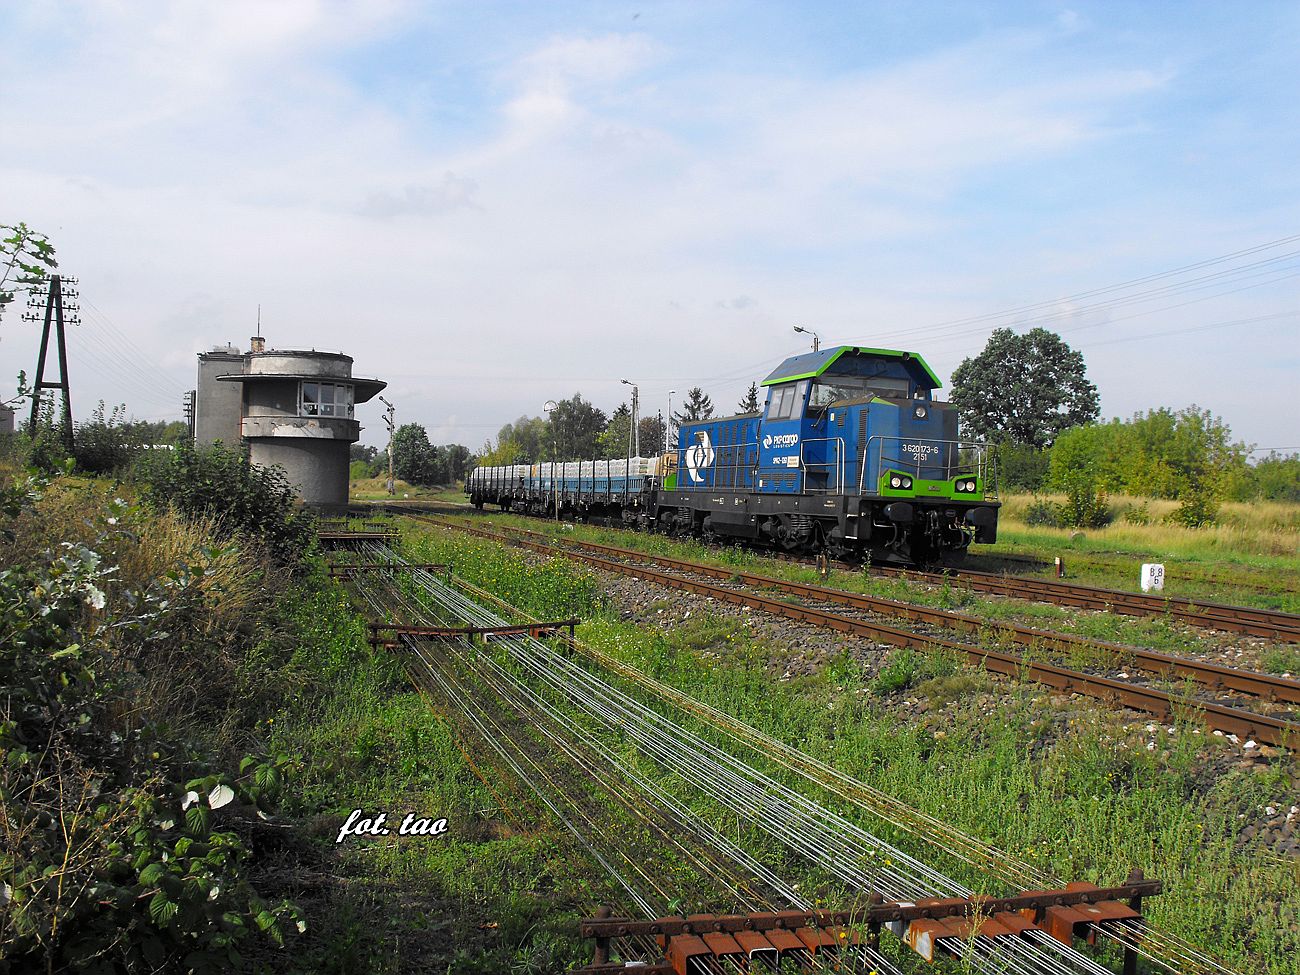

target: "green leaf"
[148,890,179,925]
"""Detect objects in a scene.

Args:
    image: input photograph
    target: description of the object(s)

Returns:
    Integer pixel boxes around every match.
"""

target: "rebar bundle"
[335,539,1240,975]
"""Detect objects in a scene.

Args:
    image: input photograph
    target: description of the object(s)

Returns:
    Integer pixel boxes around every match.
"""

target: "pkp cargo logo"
[685,431,715,483]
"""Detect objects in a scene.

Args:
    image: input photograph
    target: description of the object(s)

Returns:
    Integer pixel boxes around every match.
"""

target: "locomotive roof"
[761,346,941,389]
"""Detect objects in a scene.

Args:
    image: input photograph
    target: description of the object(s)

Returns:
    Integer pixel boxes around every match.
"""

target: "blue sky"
[1,1,1297,452]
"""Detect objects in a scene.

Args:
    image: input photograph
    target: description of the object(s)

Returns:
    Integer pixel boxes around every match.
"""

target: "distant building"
[194,336,385,508]
[0,404,14,435]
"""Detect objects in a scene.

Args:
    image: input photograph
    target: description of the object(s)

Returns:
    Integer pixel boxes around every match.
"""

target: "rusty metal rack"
[368,619,579,650]
[317,518,391,532]
[327,562,449,579]
[578,874,1160,975]
[317,530,400,548]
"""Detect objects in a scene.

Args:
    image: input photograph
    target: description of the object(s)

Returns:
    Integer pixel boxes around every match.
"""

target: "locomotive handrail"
[858,437,996,496]
[797,436,846,494]
[675,441,759,493]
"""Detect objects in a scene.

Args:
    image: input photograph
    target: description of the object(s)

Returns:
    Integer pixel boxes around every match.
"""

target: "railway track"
[373,501,1300,642]
[978,550,1293,597]
[397,511,1300,747]
[878,564,1300,643]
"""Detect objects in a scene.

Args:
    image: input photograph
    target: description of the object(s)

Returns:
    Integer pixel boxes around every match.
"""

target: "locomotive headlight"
[900,476,913,489]
[966,479,978,492]
[913,405,928,419]
[890,475,902,488]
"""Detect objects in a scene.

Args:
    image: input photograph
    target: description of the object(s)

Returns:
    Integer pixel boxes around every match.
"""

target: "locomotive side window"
[767,381,808,420]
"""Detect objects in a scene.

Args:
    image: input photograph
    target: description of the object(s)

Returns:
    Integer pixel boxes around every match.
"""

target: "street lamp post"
[543,399,559,522]
[667,389,676,451]
[620,378,640,457]
[793,325,821,352]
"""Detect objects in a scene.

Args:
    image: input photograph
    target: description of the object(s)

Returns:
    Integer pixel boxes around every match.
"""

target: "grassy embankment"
[393,518,1300,974]
[349,476,466,504]
[991,492,1300,606]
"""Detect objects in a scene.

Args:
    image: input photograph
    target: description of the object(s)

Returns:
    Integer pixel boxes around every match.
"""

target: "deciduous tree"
[391,423,438,486]
[950,328,1098,448]
[1,222,57,323]
[548,393,607,459]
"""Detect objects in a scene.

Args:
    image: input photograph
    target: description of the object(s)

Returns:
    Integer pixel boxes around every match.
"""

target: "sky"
[1,0,1297,454]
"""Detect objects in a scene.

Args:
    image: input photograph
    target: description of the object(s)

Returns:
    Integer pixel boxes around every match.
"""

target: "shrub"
[1120,500,1151,525]
[136,442,314,566]
[1056,468,1111,529]
[1023,497,1061,527]
[0,481,302,972]
[996,441,1050,492]
[1168,483,1220,527]
[872,649,958,695]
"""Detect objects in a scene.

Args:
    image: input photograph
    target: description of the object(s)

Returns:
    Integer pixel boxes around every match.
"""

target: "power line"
[855,233,1300,344]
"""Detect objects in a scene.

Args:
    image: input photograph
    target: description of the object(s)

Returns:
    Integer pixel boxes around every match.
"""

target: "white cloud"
[1,6,1294,448]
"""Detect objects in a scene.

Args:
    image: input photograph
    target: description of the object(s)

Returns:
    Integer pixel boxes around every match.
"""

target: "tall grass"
[998,492,1300,561]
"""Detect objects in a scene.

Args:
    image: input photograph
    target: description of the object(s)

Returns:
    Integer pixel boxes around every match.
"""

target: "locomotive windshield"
[810,375,909,408]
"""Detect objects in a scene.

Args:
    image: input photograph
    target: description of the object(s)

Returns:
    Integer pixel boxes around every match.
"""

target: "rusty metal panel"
[665,935,710,975]
[1043,904,1091,945]
[733,930,778,962]
[763,928,806,955]
[795,926,839,954]
[904,919,947,962]
[700,931,742,959]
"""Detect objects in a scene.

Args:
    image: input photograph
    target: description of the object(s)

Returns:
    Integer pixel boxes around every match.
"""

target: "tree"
[949,328,1099,448]
[1,222,57,323]
[738,383,760,414]
[638,415,665,456]
[391,423,439,486]
[478,436,521,466]
[436,443,474,483]
[674,387,714,427]
[495,415,548,463]
[598,403,632,459]
[548,393,607,459]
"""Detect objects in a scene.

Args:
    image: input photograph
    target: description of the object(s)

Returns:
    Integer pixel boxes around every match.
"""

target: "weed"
[871,648,959,695]
[1260,648,1300,676]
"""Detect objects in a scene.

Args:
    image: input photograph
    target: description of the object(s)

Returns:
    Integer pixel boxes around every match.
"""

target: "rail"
[402,514,1299,746]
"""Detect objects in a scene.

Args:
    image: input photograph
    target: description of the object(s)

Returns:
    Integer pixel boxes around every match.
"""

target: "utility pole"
[668,389,676,451]
[543,400,559,522]
[183,390,196,438]
[24,275,79,450]
[621,378,639,457]
[378,396,396,495]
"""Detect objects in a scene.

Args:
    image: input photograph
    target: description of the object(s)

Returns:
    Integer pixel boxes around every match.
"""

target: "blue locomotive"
[467,346,998,564]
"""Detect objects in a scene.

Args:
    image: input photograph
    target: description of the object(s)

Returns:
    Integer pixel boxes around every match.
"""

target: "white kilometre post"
[1140,563,1165,592]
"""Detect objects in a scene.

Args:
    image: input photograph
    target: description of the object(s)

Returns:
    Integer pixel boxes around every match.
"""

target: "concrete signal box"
[195,337,385,508]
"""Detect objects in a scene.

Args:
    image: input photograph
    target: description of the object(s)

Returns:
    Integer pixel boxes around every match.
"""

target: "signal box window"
[300,382,356,417]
